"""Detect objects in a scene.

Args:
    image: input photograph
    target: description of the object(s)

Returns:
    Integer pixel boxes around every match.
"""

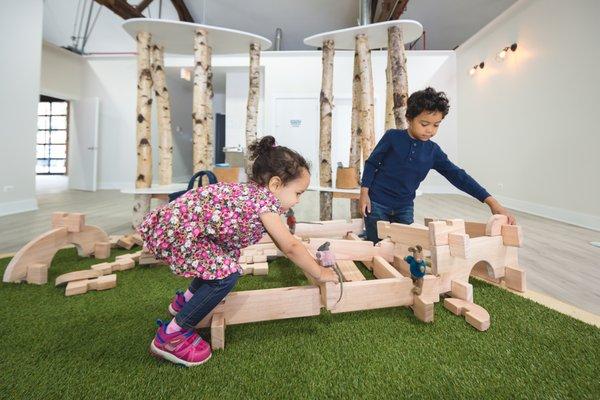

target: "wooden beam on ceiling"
[94,0,144,19]
[374,0,409,22]
[389,0,409,20]
[170,0,194,22]
[136,0,154,12]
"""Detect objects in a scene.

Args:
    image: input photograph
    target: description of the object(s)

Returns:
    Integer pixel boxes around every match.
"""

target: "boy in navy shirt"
[359,87,515,243]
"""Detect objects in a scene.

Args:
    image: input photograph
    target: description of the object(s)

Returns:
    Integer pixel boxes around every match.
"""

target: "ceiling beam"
[136,0,154,12]
[389,0,409,20]
[170,0,194,22]
[94,0,144,19]
[374,0,393,22]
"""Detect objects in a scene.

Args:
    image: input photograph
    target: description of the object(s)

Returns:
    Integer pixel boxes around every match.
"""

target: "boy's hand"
[485,196,516,224]
[317,267,339,283]
[359,187,371,217]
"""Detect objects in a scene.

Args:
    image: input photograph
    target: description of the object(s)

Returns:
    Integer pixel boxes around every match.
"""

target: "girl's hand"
[317,267,339,283]
[359,187,371,217]
[485,196,516,225]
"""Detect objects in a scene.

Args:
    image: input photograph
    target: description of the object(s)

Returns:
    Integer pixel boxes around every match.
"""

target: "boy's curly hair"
[406,87,450,120]
[248,136,310,186]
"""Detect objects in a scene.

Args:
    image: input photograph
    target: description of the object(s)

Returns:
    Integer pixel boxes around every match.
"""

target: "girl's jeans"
[174,272,240,330]
[364,200,414,243]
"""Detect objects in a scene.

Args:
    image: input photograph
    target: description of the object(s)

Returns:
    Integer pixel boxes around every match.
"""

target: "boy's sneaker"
[149,320,212,367]
[168,290,186,316]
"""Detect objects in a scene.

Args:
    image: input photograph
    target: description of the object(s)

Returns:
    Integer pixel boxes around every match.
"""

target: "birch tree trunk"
[135,31,153,189]
[132,32,153,229]
[319,39,334,221]
[355,34,375,161]
[388,26,409,130]
[384,50,395,131]
[150,44,173,185]
[193,28,209,173]
[205,46,214,169]
[245,42,261,176]
[349,49,362,219]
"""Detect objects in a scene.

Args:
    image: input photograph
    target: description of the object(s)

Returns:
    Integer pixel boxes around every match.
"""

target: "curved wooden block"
[69,225,110,256]
[55,269,102,286]
[443,298,490,331]
[2,227,68,283]
[485,214,509,236]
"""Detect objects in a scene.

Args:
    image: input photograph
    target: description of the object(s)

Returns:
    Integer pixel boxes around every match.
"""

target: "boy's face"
[407,111,444,141]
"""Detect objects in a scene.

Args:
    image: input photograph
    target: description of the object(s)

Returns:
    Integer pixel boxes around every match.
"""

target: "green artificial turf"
[1,248,599,399]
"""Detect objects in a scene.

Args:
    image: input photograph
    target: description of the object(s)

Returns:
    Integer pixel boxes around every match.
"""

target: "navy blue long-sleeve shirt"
[361,129,490,208]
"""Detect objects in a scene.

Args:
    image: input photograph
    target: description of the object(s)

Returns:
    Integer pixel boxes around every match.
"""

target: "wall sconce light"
[496,43,518,61]
[469,61,485,76]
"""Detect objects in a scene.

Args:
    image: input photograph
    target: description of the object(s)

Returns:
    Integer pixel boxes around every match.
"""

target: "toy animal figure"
[315,242,343,304]
[285,209,296,234]
[404,245,429,294]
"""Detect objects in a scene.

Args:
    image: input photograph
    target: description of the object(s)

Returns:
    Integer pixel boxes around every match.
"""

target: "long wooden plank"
[324,278,413,313]
[377,221,431,249]
[372,256,403,279]
[197,286,321,328]
[304,238,376,261]
[336,260,365,282]
[294,219,364,238]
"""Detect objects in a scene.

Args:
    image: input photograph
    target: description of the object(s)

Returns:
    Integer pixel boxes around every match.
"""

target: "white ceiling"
[42,0,517,54]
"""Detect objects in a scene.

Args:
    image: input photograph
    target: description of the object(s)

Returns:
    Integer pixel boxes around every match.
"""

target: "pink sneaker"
[168,291,186,316]
[149,320,212,367]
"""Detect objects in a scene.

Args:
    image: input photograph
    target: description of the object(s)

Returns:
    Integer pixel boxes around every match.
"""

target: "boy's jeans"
[175,272,240,330]
[364,200,414,244]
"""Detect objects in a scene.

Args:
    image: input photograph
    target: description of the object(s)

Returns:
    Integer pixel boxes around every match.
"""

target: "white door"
[273,98,319,186]
[69,98,99,191]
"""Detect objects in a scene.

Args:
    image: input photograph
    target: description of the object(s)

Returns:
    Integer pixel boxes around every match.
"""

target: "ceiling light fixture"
[496,43,518,61]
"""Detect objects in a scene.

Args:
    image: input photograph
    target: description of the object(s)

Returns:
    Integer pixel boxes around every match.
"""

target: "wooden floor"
[1,177,599,316]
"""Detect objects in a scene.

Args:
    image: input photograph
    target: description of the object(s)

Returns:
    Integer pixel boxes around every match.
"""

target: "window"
[37,95,68,175]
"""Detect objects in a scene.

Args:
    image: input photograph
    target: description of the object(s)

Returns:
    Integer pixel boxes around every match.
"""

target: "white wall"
[0,0,44,216]
[40,42,84,100]
[456,0,600,230]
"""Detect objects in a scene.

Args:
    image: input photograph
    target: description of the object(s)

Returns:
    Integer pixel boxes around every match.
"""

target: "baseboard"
[0,198,38,217]
[495,195,600,232]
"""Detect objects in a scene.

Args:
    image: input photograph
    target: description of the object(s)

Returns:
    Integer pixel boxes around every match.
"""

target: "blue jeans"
[174,272,240,330]
[364,200,414,243]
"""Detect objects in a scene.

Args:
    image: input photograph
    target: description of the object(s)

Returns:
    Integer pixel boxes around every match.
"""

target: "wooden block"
[94,242,111,259]
[412,295,434,323]
[242,249,258,257]
[304,238,377,261]
[464,221,487,238]
[504,266,526,292]
[109,235,121,248]
[448,233,470,259]
[418,275,440,303]
[372,256,403,279]
[129,250,142,262]
[116,235,135,250]
[252,254,267,263]
[393,255,411,278]
[324,278,414,313]
[501,225,523,247]
[344,232,361,241]
[238,255,248,264]
[139,251,160,265]
[374,238,395,262]
[294,218,364,239]
[91,262,113,275]
[241,264,254,275]
[65,280,89,296]
[485,214,509,236]
[196,286,322,328]
[451,280,473,303]
[211,313,225,350]
[335,260,366,282]
[377,221,431,250]
[428,219,465,246]
[131,233,143,246]
[443,298,490,331]
[262,249,279,258]
[87,274,117,291]
[26,263,48,285]
[55,270,102,286]
[113,258,135,271]
[51,212,85,233]
[252,262,268,276]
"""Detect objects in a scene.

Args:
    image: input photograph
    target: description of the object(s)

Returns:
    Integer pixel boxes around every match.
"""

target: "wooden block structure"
[117,235,136,250]
[94,242,111,259]
[3,213,111,284]
[65,274,117,297]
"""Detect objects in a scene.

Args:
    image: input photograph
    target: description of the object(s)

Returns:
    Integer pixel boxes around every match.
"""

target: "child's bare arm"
[259,212,338,283]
